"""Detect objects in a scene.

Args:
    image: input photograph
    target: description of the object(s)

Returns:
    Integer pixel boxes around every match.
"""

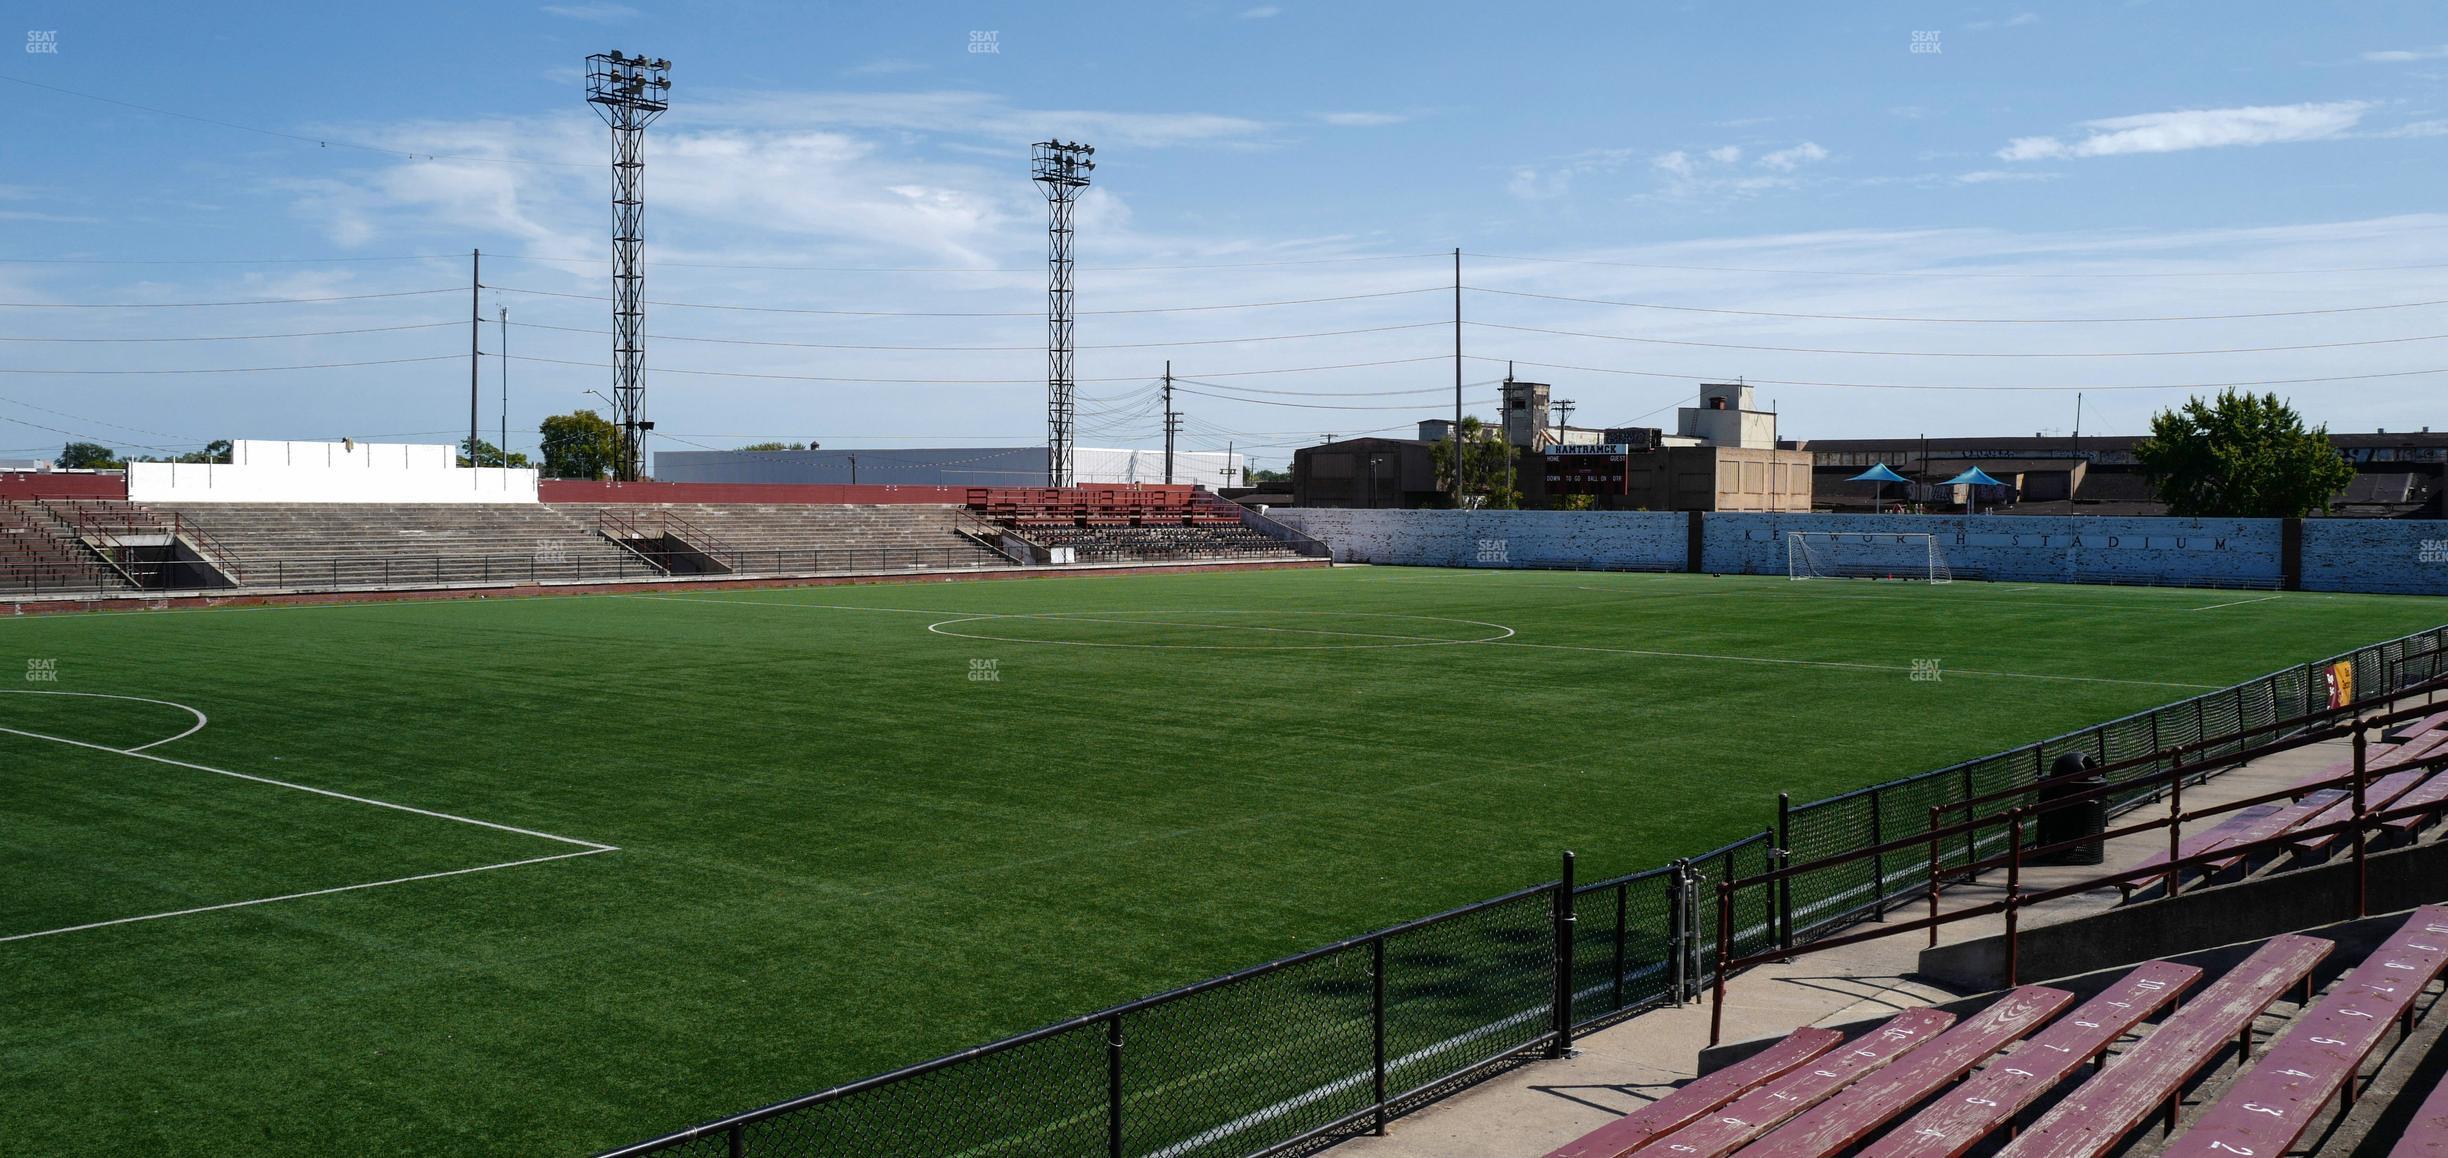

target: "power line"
[0,355,461,375]
[1464,285,2448,323]
[502,318,1446,351]
[0,288,460,309]
[0,321,462,343]
[501,352,1447,384]
[0,254,463,266]
[488,251,1450,273]
[491,283,1447,317]
[1465,320,2448,357]
[1463,250,2448,278]
[1466,355,2448,392]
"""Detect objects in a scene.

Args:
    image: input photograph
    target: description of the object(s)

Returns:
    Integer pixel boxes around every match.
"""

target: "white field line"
[0,689,207,752]
[0,847,614,944]
[1489,640,2222,690]
[0,724,615,852]
[0,699,619,943]
[640,593,2218,688]
[2190,594,2283,611]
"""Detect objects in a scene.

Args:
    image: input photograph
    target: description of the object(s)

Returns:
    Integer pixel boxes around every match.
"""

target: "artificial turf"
[0,566,2437,1154]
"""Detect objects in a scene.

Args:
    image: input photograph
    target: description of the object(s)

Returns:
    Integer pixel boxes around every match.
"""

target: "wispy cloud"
[1999,101,2372,160]
[1954,169,2061,184]
[1239,5,1281,18]
[2362,44,2448,62]
[538,2,638,21]
[1314,111,1406,127]
[699,90,1268,149]
[1964,12,2040,31]
[1755,141,1828,171]
[846,59,926,77]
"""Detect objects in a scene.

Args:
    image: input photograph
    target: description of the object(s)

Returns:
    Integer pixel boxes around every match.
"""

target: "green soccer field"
[1,566,2437,1154]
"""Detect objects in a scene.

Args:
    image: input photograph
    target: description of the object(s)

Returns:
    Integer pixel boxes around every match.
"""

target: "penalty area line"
[0,724,615,852]
[0,847,615,945]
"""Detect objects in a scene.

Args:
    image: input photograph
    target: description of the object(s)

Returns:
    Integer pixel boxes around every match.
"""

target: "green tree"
[2132,390,2354,517]
[1550,493,1598,511]
[538,410,621,480]
[1427,417,1520,509]
[457,437,533,469]
[737,441,808,452]
[58,441,119,469]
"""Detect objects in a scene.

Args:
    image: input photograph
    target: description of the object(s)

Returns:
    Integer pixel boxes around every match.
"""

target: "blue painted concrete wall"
[1269,508,2445,596]
[2302,518,2448,595]
[1269,508,1686,570]
[1704,514,2280,587]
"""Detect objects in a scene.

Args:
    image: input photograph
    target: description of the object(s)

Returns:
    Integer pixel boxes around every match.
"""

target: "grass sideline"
[0,566,2438,1154]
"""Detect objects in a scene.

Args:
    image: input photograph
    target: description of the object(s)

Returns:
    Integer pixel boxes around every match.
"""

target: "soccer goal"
[1787,531,1954,583]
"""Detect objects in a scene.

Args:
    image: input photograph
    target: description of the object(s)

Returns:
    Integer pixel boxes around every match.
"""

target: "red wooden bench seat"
[1861,961,2200,1158]
[2390,1062,2448,1156]
[2380,772,2448,837]
[1747,986,2073,1158]
[2200,792,2345,875]
[1633,1009,1955,1157]
[2287,769,2433,857]
[1544,1027,1843,1158]
[2125,801,2289,896]
[1993,933,2333,1158]
[2167,905,2448,1158]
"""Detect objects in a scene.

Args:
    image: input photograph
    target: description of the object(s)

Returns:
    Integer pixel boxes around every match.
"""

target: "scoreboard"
[1544,444,1633,496]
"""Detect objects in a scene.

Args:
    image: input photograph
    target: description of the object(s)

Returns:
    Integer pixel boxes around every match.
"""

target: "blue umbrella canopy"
[1848,463,1911,484]
[1941,467,2006,488]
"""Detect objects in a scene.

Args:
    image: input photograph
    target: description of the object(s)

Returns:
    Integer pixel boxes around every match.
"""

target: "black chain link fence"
[606,624,2445,1158]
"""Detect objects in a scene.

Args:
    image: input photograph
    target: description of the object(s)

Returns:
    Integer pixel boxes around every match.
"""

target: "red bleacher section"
[1547,906,2448,1158]
[963,485,1209,528]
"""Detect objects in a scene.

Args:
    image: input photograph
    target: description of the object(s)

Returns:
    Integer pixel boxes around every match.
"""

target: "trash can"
[2034,751,2107,865]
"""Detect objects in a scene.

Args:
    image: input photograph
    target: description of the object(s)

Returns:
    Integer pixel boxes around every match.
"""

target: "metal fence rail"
[604,622,2447,1158]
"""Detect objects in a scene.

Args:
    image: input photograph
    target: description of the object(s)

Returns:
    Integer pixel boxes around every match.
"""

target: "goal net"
[1787,531,1953,583]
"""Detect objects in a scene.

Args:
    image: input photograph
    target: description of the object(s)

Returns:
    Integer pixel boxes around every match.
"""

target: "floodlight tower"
[1033,140,1094,487]
[586,51,672,482]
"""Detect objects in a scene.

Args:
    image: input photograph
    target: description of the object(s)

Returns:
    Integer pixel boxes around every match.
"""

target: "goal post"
[1787,531,1953,583]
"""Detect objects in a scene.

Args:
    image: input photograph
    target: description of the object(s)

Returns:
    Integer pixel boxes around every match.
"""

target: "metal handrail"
[1705,679,2448,1043]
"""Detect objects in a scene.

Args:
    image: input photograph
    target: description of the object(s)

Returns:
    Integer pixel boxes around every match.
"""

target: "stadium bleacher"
[0,499,125,593]
[549,501,1012,574]
[963,485,1311,562]
[155,501,641,587]
[1545,906,2448,1157]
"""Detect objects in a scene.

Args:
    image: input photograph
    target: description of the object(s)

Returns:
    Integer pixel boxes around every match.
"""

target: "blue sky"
[6,2,2448,470]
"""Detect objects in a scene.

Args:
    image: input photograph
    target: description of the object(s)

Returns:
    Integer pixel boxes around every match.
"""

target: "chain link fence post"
[1550,850,1576,1058]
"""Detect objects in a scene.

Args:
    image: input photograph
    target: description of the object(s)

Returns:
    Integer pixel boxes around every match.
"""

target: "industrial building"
[1801,430,2445,518]
[1292,381,1814,511]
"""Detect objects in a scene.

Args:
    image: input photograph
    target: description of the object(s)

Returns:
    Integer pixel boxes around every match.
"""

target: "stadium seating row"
[1547,904,2448,1158]
[2123,717,2448,900]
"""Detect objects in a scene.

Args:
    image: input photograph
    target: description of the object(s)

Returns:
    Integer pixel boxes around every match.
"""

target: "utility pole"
[469,248,481,484]
[1162,359,1176,485]
[1224,440,1235,489]
[498,303,509,478]
[1453,247,1464,507]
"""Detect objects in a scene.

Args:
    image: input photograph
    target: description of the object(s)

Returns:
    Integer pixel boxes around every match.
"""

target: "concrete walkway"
[1328,729,2377,1157]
